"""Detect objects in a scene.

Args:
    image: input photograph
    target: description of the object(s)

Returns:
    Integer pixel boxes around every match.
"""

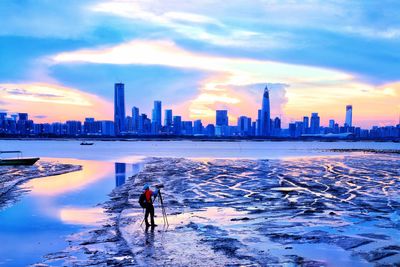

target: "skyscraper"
[329,119,335,129]
[310,113,320,134]
[260,85,271,136]
[193,119,203,135]
[164,109,173,127]
[152,100,162,127]
[256,109,261,136]
[216,110,228,126]
[114,83,125,135]
[273,117,281,136]
[303,116,309,129]
[345,105,352,127]
[173,115,182,135]
[132,107,139,132]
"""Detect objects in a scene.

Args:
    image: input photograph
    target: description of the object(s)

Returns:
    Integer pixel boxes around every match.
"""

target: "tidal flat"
[41,154,400,267]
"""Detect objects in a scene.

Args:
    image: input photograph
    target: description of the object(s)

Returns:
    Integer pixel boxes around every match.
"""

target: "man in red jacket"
[142,184,158,227]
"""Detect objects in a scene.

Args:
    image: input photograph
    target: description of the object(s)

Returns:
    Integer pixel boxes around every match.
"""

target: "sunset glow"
[1,1,399,127]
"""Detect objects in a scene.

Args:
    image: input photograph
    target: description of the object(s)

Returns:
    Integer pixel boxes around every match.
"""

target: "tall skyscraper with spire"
[114,83,125,135]
[345,105,352,127]
[260,85,271,136]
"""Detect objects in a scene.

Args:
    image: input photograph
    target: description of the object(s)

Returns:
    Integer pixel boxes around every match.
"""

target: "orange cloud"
[285,82,400,127]
[0,82,112,122]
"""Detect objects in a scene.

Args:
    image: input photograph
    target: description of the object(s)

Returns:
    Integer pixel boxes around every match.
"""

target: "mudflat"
[42,154,400,266]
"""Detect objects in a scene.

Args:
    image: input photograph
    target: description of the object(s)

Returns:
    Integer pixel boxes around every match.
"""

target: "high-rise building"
[66,120,82,136]
[310,113,320,134]
[273,117,281,136]
[289,123,296,137]
[0,112,6,121]
[84,118,97,135]
[18,113,28,121]
[193,120,203,135]
[205,124,215,137]
[303,116,309,131]
[295,121,304,137]
[345,105,352,127]
[99,120,114,136]
[152,101,162,128]
[216,110,228,126]
[164,109,173,127]
[237,116,252,136]
[329,119,335,129]
[17,113,33,135]
[132,107,139,132]
[182,121,193,135]
[173,116,182,135]
[260,85,271,136]
[114,83,125,135]
[125,116,133,132]
[256,109,261,136]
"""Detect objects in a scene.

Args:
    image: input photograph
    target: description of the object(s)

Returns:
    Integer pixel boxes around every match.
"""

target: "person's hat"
[143,184,150,190]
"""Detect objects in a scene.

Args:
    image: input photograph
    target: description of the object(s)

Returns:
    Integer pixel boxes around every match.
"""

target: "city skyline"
[1,82,399,139]
[1,1,400,127]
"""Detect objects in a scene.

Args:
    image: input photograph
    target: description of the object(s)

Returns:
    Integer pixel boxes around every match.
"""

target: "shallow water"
[0,158,142,266]
[0,140,399,266]
[1,140,399,161]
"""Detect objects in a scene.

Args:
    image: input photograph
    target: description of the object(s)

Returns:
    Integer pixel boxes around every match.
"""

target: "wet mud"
[40,155,400,266]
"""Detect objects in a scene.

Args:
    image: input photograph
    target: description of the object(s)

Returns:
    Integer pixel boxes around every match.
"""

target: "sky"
[0,0,399,128]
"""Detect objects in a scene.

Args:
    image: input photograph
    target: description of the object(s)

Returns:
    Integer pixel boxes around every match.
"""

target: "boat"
[0,151,40,166]
[80,141,94,145]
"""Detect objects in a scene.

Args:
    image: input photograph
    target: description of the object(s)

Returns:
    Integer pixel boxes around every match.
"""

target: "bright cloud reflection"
[28,159,114,196]
[60,207,105,226]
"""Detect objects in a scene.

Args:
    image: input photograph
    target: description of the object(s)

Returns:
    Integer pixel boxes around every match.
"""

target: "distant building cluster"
[0,83,399,139]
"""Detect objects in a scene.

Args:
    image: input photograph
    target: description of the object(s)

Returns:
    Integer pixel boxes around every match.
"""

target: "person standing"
[140,184,158,227]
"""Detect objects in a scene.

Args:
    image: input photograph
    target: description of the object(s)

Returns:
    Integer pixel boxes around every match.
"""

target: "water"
[0,140,398,266]
[0,140,399,160]
[0,158,142,266]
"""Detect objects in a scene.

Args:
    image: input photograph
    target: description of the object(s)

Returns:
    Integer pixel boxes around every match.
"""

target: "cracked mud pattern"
[42,155,400,266]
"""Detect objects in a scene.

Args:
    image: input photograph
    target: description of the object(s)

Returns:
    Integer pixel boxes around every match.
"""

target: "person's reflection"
[144,225,156,255]
[115,163,126,187]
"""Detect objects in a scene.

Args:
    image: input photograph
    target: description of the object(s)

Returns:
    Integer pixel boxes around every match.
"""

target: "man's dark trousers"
[145,203,155,226]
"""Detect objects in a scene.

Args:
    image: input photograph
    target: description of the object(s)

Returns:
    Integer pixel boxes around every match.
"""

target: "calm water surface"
[0,157,142,266]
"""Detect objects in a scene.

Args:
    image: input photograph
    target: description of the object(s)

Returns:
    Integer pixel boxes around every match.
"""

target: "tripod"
[158,189,169,226]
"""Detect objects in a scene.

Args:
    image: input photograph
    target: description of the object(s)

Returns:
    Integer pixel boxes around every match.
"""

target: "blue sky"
[0,0,399,127]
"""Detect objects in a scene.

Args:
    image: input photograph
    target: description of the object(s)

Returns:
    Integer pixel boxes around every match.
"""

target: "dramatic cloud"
[50,39,351,123]
[91,0,291,49]
[50,39,400,126]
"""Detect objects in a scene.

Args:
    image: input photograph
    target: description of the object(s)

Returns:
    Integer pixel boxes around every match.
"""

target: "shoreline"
[324,148,400,154]
[0,137,399,143]
[0,161,82,210]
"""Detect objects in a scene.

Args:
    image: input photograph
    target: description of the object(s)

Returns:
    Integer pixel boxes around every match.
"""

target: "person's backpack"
[139,193,147,208]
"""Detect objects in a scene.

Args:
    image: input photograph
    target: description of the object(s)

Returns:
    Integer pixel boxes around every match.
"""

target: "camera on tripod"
[155,184,164,189]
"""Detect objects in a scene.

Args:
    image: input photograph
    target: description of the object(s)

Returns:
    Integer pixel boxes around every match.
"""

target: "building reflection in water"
[115,162,126,187]
[132,163,141,175]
